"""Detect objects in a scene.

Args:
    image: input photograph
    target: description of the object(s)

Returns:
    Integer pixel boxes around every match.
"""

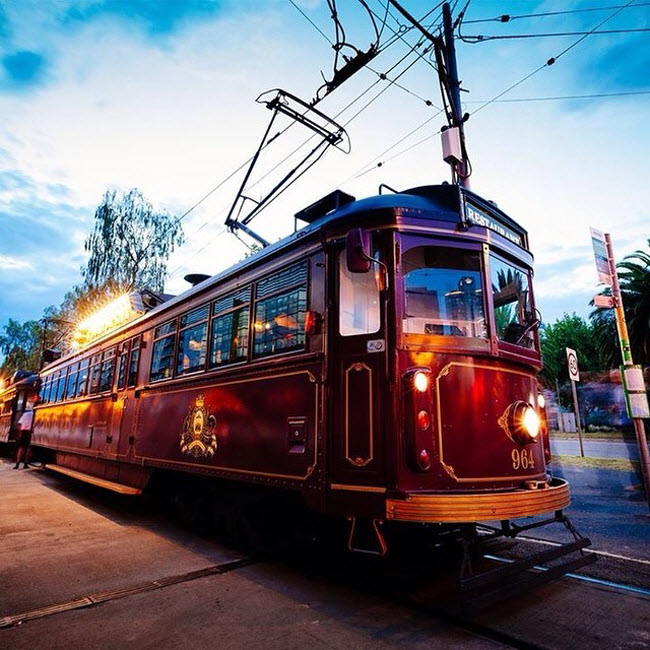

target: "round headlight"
[504,401,540,445]
[537,393,546,409]
[413,371,429,393]
[522,406,540,439]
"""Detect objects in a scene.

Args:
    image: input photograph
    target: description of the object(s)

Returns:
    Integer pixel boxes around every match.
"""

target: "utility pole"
[441,3,470,188]
[387,1,470,187]
[605,234,650,509]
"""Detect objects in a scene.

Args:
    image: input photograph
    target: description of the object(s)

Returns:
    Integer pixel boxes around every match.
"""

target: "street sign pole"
[566,347,584,456]
[571,379,584,457]
[604,233,650,508]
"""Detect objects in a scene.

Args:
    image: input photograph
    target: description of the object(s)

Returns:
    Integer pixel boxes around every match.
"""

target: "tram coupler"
[457,511,597,616]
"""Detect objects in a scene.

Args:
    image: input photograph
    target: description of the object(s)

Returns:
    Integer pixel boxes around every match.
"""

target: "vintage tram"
[31,184,588,576]
[0,371,39,451]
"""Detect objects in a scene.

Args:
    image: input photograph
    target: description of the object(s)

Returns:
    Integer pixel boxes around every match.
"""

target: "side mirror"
[345,228,372,273]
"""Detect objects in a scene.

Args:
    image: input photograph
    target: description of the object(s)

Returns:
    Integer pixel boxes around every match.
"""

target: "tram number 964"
[511,448,535,470]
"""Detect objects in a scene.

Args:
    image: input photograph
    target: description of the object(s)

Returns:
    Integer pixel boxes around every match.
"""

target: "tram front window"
[490,255,535,348]
[402,246,487,338]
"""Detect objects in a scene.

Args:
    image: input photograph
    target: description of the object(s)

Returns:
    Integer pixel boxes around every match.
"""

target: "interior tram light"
[413,371,430,393]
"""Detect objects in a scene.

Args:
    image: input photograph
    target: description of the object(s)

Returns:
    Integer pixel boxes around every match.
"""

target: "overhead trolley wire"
[468,0,640,116]
[337,0,644,185]
[168,5,445,277]
[463,3,650,24]
[465,90,650,104]
[463,28,650,43]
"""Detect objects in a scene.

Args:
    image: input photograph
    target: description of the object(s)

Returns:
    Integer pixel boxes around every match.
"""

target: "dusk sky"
[1,0,649,330]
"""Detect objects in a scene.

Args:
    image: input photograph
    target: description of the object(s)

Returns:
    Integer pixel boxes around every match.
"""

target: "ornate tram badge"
[180,395,217,458]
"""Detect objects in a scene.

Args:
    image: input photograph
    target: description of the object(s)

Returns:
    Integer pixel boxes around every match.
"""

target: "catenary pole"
[605,234,650,508]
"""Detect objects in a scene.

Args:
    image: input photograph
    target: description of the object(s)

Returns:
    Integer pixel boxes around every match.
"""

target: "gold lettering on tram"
[511,448,534,471]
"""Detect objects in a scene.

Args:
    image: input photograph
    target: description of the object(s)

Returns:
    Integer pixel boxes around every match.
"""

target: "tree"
[83,188,184,292]
[539,314,602,386]
[591,239,650,368]
[0,319,43,376]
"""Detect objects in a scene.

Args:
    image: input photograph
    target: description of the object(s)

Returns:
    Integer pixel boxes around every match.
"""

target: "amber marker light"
[413,371,429,392]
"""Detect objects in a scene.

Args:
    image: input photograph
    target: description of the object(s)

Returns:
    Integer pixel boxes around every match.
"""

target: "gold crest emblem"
[180,394,217,458]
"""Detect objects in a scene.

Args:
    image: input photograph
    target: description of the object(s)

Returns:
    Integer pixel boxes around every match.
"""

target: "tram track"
[0,558,256,630]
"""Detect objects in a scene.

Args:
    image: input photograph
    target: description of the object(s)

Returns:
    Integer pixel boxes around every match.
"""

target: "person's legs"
[14,445,25,469]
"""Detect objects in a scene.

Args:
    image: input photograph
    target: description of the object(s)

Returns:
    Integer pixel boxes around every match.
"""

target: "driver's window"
[490,255,534,348]
[339,250,380,336]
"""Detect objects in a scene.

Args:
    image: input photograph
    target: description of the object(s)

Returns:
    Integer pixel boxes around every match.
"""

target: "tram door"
[329,241,387,488]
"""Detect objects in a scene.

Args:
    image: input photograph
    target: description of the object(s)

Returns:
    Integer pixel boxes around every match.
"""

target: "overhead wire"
[335,0,644,186]
[463,3,650,24]
[463,28,650,43]
[168,3,445,279]
[465,89,650,104]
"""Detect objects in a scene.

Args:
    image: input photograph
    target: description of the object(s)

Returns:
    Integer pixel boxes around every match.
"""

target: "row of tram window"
[151,261,308,381]
[40,336,141,404]
[38,260,310,402]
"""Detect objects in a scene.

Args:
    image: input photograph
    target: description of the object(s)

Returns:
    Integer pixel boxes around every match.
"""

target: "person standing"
[13,410,33,469]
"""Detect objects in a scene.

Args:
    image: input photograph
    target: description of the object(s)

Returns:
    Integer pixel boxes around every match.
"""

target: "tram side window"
[41,377,51,403]
[339,250,381,336]
[99,348,116,392]
[76,359,90,397]
[66,363,79,400]
[253,262,308,358]
[490,255,535,349]
[177,306,209,376]
[89,354,102,394]
[54,369,66,402]
[150,320,177,381]
[210,287,250,368]
[117,342,129,390]
[128,337,141,386]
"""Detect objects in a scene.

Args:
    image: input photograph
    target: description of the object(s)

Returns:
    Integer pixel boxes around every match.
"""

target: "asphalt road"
[551,438,640,460]
[536,463,649,560]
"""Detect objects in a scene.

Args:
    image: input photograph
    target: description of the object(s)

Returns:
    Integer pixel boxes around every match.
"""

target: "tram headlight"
[537,393,546,409]
[413,371,429,393]
[504,401,540,445]
[521,406,540,440]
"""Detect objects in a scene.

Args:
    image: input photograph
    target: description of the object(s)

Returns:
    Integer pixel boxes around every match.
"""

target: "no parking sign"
[566,348,580,382]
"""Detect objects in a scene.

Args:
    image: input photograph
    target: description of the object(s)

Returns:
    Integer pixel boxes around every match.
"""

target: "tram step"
[459,537,597,614]
[44,464,143,496]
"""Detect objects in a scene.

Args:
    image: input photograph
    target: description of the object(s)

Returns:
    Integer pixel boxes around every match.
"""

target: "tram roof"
[44,184,528,362]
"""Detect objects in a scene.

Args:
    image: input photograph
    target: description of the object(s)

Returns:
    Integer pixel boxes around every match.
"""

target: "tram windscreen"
[402,246,487,338]
[490,255,535,348]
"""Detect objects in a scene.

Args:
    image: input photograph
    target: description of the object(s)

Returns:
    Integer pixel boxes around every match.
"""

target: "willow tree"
[83,189,184,293]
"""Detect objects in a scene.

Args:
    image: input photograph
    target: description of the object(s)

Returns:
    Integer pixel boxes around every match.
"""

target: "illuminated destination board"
[465,203,523,246]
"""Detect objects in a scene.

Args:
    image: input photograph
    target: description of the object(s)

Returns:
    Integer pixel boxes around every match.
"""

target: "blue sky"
[0,0,648,331]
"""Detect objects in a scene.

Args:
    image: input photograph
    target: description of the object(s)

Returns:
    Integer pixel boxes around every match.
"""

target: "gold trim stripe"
[386,479,570,523]
[330,483,387,493]
[44,464,142,495]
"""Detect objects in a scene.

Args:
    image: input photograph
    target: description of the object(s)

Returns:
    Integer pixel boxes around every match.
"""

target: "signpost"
[591,228,650,509]
[566,347,584,457]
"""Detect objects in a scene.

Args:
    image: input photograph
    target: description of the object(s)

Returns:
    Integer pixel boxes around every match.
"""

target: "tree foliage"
[539,314,602,386]
[0,319,43,377]
[591,239,650,367]
[83,188,184,292]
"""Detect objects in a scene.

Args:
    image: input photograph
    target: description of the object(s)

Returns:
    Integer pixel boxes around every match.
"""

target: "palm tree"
[591,239,650,367]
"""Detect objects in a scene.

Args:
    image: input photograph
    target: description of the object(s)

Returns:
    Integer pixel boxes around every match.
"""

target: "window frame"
[176,305,210,377]
[149,319,178,383]
[208,287,251,370]
[252,260,310,360]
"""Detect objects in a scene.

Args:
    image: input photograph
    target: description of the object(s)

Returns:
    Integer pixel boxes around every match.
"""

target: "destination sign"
[465,203,523,246]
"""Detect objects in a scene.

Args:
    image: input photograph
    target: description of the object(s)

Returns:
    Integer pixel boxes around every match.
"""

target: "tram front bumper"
[385,477,570,523]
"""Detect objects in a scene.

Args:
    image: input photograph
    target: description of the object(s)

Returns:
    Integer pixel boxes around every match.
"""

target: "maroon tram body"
[31,184,567,541]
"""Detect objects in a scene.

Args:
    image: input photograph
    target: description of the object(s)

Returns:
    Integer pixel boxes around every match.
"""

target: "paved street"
[551,437,640,460]
[538,463,649,560]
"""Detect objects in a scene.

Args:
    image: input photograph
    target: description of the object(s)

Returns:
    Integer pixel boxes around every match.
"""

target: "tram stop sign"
[566,348,580,382]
